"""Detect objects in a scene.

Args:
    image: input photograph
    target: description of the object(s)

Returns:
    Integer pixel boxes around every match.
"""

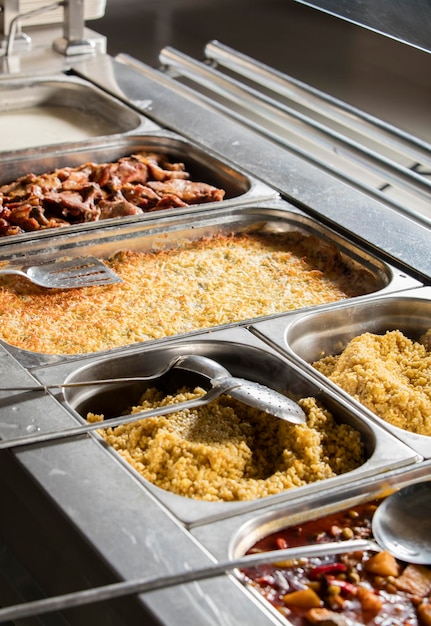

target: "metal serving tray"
[0,74,154,153]
[0,202,420,369]
[0,131,272,244]
[28,326,419,527]
[251,286,431,459]
[190,461,431,625]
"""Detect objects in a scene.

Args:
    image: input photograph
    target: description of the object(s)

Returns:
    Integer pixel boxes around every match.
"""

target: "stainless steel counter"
[0,10,429,625]
[76,53,431,282]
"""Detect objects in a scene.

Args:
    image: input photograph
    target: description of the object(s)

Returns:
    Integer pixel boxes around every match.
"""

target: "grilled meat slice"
[133,152,189,181]
[152,194,188,210]
[0,150,226,236]
[8,202,69,231]
[98,196,144,219]
[42,183,102,222]
[121,183,161,210]
[147,179,225,203]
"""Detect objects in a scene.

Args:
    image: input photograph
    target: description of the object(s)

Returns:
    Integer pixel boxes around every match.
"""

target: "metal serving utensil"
[0,378,240,450]
[173,355,306,424]
[1,481,430,623]
[0,539,374,623]
[0,355,306,450]
[0,256,122,288]
[372,480,431,564]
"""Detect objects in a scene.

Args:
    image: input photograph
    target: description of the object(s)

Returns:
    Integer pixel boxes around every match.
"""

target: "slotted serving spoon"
[0,481,429,624]
[0,355,306,450]
[0,256,122,288]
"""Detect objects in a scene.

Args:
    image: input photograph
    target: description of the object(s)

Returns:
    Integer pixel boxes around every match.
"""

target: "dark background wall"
[88,0,431,141]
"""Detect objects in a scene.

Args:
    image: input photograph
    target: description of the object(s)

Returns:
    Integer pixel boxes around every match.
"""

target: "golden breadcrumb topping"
[0,232,377,354]
[313,329,431,435]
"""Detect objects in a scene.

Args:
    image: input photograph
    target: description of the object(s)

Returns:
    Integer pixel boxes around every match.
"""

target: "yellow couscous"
[88,387,364,502]
[313,329,431,435]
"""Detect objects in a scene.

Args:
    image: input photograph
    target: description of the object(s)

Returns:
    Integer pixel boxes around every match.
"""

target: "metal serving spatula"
[0,256,122,289]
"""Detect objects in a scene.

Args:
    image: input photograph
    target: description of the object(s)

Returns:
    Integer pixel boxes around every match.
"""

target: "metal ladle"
[0,354,306,451]
[0,481,429,624]
[172,354,306,424]
[371,480,431,563]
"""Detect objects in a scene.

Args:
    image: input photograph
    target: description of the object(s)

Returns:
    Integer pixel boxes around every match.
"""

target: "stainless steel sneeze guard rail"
[158,41,431,227]
[0,539,375,623]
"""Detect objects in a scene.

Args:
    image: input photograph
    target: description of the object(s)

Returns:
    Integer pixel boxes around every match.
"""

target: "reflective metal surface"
[251,286,431,458]
[294,0,431,53]
[0,7,429,623]
[372,481,431,564]
[0,74,147,151]
[77,54,431,282]
[0,202,418,369]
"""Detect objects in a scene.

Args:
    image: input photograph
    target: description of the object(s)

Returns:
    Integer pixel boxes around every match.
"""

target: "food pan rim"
[28,327,419,527]
[250,286,431,456]
[0,73,154,154]
[0,202,413,370]
[0,130,274,245]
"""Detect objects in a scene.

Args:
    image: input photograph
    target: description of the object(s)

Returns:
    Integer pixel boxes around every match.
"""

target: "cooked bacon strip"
[147,179,225,204]
[98,197,144,219]
[0,151,226,236]
[133,152,189,181]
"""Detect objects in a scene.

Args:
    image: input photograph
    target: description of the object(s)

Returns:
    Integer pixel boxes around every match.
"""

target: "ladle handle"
[0,379,240,451]
[0,539,378,624]
[0,355,228,392]
[0,355,187,392]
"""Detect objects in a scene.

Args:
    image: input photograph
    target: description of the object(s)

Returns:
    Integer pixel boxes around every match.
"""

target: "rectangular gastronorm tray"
[0,201,421,369]
[0,74,154,153]
[250,286,431,458]
[0,130,274,244]
[28,326,419,527]
[190,460,431,625]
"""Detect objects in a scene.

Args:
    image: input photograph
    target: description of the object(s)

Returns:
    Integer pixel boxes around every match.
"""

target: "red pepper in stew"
[240,500,431,626]
[309,562,348,580]
[326,578,358,595]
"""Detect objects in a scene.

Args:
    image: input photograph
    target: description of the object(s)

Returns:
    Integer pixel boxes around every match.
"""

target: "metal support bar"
[53,0,96,56]
[0,0,31,52]
[158,45,431,225]
[0,0,19,38]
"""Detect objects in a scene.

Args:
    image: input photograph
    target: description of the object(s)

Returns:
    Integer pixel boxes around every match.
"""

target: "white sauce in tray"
[0,106,115,151]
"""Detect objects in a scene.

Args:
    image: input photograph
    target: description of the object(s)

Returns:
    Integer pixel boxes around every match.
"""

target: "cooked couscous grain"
[87,388,364,502]
[313,329,431,435]
[0,232,377,354]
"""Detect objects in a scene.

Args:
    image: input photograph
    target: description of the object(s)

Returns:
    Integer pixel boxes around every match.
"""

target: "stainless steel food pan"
[30,326,419,527]
[251,286,431,458]
[0,131,272,244]
[189,461,431,626]
[0,74,154,152]
[0,203,421,370]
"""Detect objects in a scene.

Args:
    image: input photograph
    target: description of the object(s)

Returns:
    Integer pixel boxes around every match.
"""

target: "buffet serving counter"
[0,3,430,625]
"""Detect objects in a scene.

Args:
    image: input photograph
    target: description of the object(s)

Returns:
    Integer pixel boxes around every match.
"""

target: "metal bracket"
[0,0,32,53]
[0,0,97,58]
[53,0,96,56]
